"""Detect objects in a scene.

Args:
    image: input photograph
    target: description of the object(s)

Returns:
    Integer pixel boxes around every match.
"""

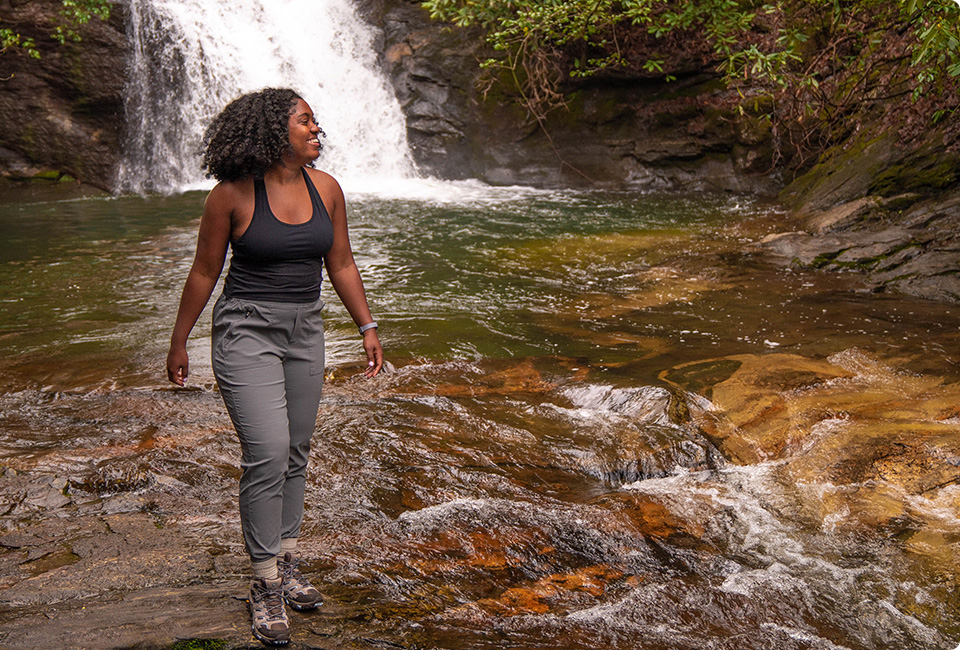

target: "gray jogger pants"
[211,294,325,563]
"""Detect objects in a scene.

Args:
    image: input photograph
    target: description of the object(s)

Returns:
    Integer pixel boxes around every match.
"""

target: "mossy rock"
[170,640,228,650]
[781,133,897,212]
[652,103,701,128]
[783,124,960,212]
[869,153,960,197]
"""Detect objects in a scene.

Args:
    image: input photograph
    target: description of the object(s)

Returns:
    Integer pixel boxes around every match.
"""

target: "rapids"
[0,184,959,649]
[3,1,960,646]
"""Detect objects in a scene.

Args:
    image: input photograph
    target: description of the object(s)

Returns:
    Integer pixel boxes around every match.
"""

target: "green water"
[4,185,952,384]
[0,185,749,384]
[1,182,959,649]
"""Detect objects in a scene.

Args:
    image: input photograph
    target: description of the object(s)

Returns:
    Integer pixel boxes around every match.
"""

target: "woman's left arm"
[314,169,384,378]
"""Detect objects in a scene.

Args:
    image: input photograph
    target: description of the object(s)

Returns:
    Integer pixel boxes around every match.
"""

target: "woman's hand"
[166,344,189,386]
[363,329,383,378]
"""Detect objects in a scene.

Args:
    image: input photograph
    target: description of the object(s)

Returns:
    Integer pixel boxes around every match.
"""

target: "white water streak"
[118,0,414,194]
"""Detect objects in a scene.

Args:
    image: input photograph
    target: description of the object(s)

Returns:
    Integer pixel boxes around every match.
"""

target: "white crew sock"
[280,538,298,556]
[251,556,278,581]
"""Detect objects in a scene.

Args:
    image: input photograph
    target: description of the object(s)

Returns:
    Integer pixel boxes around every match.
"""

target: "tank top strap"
[300,168,330,222]
[252,176,269,218]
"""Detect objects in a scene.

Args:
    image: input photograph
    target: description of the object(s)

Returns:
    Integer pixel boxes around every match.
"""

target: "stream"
[1,181,959,649]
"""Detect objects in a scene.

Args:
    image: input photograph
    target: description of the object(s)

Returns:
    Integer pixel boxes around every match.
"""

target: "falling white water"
[117,0,416,194]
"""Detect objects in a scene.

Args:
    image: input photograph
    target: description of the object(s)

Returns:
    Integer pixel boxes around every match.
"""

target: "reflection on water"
[1,183,959,648]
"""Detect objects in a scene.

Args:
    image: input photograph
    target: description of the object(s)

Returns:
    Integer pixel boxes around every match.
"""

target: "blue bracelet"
[358,321,378,334]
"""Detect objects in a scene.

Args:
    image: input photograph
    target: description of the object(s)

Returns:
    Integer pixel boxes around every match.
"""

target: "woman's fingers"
[363,337,383,378]
[166,348,189,386]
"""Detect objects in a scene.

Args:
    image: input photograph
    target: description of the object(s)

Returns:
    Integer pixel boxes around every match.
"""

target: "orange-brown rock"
[594,492,707,542]
[472,564,625,616]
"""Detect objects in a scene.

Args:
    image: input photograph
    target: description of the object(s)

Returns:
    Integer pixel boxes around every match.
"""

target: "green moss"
[869,156,959,197]
[19,123,38,159]
[551,90,588,129]
[829,241,921,271]
[649,103,700,128]
[649,76,725,101]
[32,170,62,181]
[701,106,731,131]
[170,640,227,650]
[779,133,893,210]
[734,111,772,147]
[742,93,775,117]
[879,193,924,212]
[810,249,848,268]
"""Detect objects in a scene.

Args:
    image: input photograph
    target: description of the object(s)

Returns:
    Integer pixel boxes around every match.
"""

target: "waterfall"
[117,0,416,194]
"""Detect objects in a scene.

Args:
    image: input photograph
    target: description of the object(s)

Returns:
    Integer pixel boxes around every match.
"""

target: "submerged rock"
[665,353,856,464]
[666,349,960,532]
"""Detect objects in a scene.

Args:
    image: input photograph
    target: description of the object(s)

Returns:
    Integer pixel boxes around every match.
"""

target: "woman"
[166,88,383,646]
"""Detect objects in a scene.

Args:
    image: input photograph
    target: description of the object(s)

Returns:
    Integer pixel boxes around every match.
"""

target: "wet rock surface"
[2,201,960,649]
[760,129,960,303]
[758,194,960,303]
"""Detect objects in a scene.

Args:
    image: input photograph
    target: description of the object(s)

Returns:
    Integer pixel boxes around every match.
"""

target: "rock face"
[0,0,779,194]
[372,0,778,192]
[0,0,127,191]
[758,131,960,303]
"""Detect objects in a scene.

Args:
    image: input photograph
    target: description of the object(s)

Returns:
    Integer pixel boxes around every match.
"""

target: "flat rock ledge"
[0,467,389,650]
[757,188,960,303]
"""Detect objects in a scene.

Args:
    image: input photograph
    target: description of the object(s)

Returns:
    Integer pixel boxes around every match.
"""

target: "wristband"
[358,321,378,335]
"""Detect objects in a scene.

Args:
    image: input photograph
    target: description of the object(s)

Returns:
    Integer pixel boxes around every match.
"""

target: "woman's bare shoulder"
[304,167,345,217]
[304,167,343,195]
[206,177,255,206]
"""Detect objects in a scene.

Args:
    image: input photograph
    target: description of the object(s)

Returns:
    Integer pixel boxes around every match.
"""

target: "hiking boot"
[249,577,290,646]
[279,551,323,611]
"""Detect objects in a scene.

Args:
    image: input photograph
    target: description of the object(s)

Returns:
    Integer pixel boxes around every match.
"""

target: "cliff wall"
[367,0,778,193]
[1,0,957,305]
[0,0,127,190]
[0,0,780,194]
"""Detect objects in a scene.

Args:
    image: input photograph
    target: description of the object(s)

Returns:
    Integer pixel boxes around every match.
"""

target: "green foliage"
[1,29,40,60]
[421,0,960,109]
[52,0,112,45]
[907,0,960,98]
[422,0,960,166]
[1,0,110,61]
[424,0,635,115]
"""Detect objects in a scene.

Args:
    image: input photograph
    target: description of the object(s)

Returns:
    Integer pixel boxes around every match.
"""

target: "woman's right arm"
[166,184,235,386]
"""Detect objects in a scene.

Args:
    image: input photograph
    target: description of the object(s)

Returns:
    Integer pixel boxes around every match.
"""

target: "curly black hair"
[200,88,325,182]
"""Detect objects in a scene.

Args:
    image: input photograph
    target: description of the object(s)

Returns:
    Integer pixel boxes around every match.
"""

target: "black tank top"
[223,168,335,303]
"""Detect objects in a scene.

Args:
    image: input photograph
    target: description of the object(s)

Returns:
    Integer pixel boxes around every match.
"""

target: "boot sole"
[285,597,322,612]
[252,623,290,647]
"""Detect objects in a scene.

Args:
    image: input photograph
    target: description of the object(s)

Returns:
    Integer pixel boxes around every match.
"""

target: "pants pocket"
[213,298,269,373]
[305,301,325,377]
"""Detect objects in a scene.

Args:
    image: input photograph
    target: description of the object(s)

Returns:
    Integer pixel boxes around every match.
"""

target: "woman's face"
[287,98,322,163]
